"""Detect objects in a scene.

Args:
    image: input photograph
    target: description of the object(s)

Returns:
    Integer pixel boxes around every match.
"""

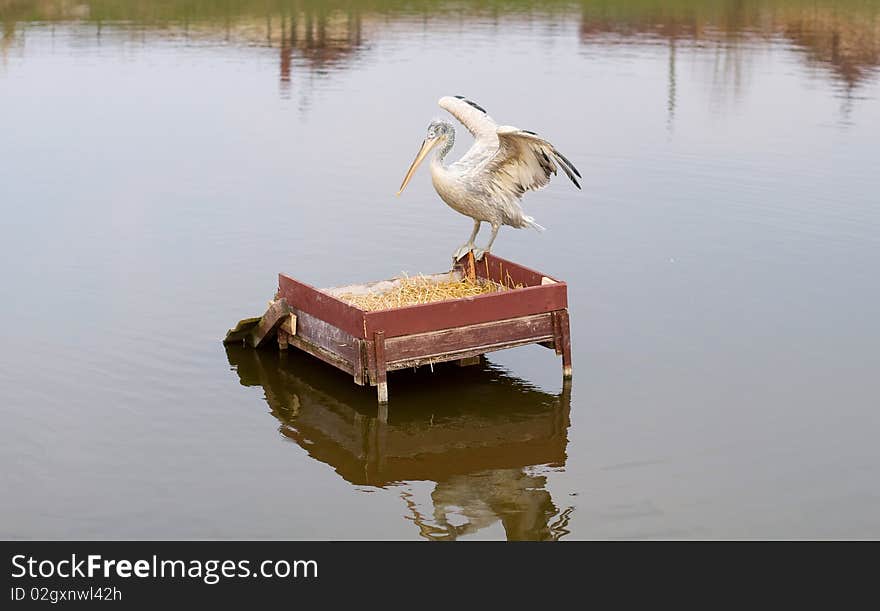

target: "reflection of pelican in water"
[226,346,573,540]
[404,470,574,541]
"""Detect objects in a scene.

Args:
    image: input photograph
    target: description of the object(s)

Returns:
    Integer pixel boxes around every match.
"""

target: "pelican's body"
[398,96,581,260]
[429,140,536,230]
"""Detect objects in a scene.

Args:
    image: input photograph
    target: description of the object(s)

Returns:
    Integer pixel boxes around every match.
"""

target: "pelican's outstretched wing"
[438,95,498,143]
[483,126,581,197]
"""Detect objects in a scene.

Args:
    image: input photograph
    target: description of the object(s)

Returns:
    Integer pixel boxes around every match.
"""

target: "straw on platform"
[337,273,514,311]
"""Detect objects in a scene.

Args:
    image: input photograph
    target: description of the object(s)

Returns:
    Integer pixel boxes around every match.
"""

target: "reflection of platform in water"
[227,345,570,488]
[227,346,573,539]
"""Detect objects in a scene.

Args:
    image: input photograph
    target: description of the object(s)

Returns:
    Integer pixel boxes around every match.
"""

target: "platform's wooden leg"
[558,309,572,379]
[374,330,388,405]
[551,312,563,355]
[277,313,295,351]
[353,339,367,386]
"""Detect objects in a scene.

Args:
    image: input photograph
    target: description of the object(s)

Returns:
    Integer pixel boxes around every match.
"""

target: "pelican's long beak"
[397,137,440,196]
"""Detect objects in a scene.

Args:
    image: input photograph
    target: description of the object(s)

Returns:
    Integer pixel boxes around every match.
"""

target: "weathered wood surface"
[288,308,360,364]
[551,311,563,356]
[278,253,567,340]
[354,340,369,386]
[463,253,562,288]
[277,313,297,350]
[374,330,388,404]
[279,313,297,336]
[365,254,566,338]
[278,273,366,339]
[223,299,291,348]
[385,338,548,372]
[224,316,261,344]
[363,283,566,339]
[558,309,573,378]
[230,254,571,404]
[286,334,356,376]
[384,313,554,364]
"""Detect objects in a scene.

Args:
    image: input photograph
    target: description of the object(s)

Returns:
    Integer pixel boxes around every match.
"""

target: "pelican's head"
[397,120,454,195]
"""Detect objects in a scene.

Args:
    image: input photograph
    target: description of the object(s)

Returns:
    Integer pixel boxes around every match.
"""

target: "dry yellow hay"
[336,273,512,311]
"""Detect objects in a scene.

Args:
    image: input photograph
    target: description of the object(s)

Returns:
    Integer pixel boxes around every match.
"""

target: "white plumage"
[398,95,581,260]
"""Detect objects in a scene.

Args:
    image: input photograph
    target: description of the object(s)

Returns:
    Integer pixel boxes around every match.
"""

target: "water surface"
[2,0,879,539]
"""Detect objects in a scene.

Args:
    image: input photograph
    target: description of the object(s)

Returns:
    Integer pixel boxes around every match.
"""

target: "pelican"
[397,95,581,261]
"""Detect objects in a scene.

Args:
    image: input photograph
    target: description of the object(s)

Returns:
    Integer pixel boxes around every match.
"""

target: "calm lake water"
[2,0,879,540]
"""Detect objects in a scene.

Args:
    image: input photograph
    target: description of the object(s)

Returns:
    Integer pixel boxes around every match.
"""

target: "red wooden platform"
[225,253,572,407]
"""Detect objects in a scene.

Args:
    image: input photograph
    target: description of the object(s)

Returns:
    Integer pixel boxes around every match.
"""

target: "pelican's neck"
[432,129,455,168]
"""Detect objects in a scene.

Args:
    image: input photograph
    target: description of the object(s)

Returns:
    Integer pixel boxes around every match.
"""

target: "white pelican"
[397,95,581,260]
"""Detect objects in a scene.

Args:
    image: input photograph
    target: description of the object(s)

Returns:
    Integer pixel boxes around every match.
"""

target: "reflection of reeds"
[783,11,880,87]
[577,0,880,87]
[2,1,879,87]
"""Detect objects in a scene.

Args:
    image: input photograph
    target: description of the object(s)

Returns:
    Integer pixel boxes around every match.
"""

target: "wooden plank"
[384,313,554,363]
[386,337,550,371]
[278,273,367,339]
[253,299,291,348]
[558,308,573,379]
[223,316,261,345]
[364,338,376,385]
[551,311,563,355]
[279,313,297,336]
[287,335,356,376]
[374,331,388,404]
[365,283,566,339]
[225,299,290,348]
[353,339,367,386]
[279,253,565,341]
[457,253,563,288]
[291,308,360,365]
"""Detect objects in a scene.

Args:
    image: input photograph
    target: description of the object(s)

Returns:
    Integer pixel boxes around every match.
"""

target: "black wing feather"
[454,95,488,114]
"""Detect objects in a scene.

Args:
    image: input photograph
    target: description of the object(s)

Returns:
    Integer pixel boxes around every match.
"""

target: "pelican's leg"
[453,220,482,261]
[473,223,500,261]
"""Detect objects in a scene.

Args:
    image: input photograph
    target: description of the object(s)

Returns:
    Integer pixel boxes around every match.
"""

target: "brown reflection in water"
[782,13,880,120]
[277,8,365,97]
[3,2,879,96]
[226,345,572,541]
[578,2,880,90]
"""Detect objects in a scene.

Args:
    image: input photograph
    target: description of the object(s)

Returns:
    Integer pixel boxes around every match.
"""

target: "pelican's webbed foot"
[453,244,475,262]
[453,246,489,263]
